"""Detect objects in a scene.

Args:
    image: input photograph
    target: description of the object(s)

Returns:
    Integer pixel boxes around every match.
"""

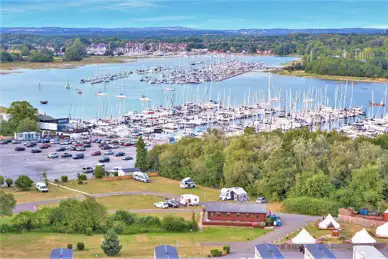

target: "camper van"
[36,182,48,192]
[179,194,200,206]
[133,172,150,183]
[219,187,248,201]
[180,177,196,189]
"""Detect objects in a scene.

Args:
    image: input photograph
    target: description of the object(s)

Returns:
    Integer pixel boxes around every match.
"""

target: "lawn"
[1,185,78,204]
[278,222,388,244]
[0,227,270,258]
[62,176,220,202]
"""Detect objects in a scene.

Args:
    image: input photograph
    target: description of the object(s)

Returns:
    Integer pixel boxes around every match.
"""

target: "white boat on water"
[139,95,151,102]
[64,82,71,89]
[117,93,127,99]
[96,91,106,96]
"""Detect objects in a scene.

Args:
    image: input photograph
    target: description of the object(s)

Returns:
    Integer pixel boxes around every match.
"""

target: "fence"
[278,243,388,251]
[338,214,385,228]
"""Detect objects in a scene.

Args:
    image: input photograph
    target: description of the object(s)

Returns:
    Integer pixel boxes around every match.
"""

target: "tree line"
[147,129,388,215]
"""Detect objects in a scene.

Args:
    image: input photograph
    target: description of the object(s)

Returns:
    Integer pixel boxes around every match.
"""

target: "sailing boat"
[76,89,83,95]
[117,93,127,99]
[38,83,48,104]
[139,95,151,102]
[96,91,106,96]
[64,81,71,89]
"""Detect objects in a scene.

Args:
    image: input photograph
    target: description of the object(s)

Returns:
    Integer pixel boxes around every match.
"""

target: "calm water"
[0,55,386,120]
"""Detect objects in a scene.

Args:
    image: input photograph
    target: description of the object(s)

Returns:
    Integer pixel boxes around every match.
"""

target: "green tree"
[64,38,87,61]
[101,229,122,256]
[15,175,33,191]
[94,165,105,179]
[20,45,30,56]
[41,170,48,187]
[5,178,13,187]
[0,51,13,62]
[0,176,4,186]
[28,50,53,62]
[16,118,40,133]
[7,101,38,129]
[244,127,255,135]
[0,191,16,216]
[135,137,148,172]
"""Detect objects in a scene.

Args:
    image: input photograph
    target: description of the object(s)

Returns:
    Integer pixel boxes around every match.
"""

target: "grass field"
[0,227,270,258]
[1,185,78,204]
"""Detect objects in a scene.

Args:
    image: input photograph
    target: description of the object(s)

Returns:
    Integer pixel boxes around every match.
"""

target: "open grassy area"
[62,176,220,202]
[277,70,388,83]
[278,222,388,244]
[1,185,78,204]
[0,227,269,258]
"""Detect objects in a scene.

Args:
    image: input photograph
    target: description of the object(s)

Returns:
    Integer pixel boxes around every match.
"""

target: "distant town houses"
[256,49,273,55]
[86,43,108,55]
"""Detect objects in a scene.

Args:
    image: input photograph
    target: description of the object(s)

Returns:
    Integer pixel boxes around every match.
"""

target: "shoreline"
[277,70,388,84]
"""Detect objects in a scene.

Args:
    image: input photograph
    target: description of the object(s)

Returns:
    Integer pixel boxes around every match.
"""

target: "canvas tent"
[318,214,341,229]
[376,222,388,238]
[291,228,316,244]
[351,228,376,244]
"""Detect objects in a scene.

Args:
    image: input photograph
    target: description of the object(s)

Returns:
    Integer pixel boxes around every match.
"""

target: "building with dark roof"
[304,244,337,259]
[39,114,69,131]
[202,202,268,227]
[255,244,285,259]
[154,245,179,259]
[50,248,73,259]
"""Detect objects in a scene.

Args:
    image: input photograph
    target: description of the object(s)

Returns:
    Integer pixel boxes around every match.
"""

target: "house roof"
[154,245,179,259]
[39,114,56,121]
[204,202,267,214]
[50,248,73,259]
[305,244,337,259]
[122,168,141,173]
[255,244,285,259]
[353,246,386,259]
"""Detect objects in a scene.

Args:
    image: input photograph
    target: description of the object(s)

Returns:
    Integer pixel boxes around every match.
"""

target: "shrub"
[54,179,59,184]
[95,166,105,179]
[283,196,341,216]
[0,176,4,186]
[210,249,222,257]
[86,227,93,236]
[61,175,68,183]
[112,221,126,234]
[80,174,87,181]
[0,191,16,216]
[113,171,118,177]
[67,244,73,250]
[15,175,33,191]
[101,229,122,256]
[5,178,13,187]
[111,210,136,225]
[259,221,266,227]
[136,216,161,227]
[223,245,231,254]
[77,242,85,251]
[162,216,190,232]
[12,211,35,231]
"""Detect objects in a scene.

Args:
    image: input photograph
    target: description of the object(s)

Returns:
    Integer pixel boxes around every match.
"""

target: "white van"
[180,177,196,188]
[179,194,199,206]
[36,182,48,192]
[133,172,150,183]
[82,166,94,174]
[109,166,122,174]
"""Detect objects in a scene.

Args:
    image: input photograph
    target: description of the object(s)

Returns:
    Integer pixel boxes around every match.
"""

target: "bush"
[5,178,13,187]
[15,175,33,191]
[61,176,68,183]
[12,211,35,231]
[54,179,59,184]
[0,176,4,186]
[283,196,341,216]
[162,216,190,232]
[112,221,126,234]
[95,166,105,179]
[86,227,93,236]
[80,174,87,181]
[67,244,73,250]
[259,221,266,227]
[223,245,231,254]
[210,249,222,257]
[136,216,161,227]
[113,171,118,177]
[77,242,85,251]
[111,210,136,225]
[101,229,122,256]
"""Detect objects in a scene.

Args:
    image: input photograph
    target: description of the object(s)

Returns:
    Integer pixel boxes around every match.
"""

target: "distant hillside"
[0,27,386,37]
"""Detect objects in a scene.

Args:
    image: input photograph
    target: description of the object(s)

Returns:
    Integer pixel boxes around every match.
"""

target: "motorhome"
[180,177,196,188]
[36,182,48,192]
[179,194,200,206]
[133,171,150,183]
[219,187,248,202]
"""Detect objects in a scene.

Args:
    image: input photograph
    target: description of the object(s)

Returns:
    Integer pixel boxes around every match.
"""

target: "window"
[210,212,214,217]
[256,215,260,218]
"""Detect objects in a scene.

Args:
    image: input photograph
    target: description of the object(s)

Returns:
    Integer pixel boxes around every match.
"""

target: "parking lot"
[0,140,137,182]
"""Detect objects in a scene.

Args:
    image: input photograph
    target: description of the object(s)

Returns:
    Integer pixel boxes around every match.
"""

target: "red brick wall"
[207,211,266,222]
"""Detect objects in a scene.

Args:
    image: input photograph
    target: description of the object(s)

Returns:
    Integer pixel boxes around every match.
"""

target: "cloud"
[134,16,195,22]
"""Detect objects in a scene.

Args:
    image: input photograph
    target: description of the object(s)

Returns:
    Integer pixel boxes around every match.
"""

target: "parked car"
[83,143,91,148]
[76,146,86,151]
[72,154,84,159]
[82,166,94,174]
[36,182,48,192]
[165,199,180,208]
[122,155,133,161]
[63,140,71,145]
[39,144,49,149]
[104,150,114,155]
[123,142,133,146]
[61,152,72,158]
[180,177,196,188]
[56,147,66,152]
[256,197,268,203]
[133,172,150,183]
[48,152,59,158]
[11,140,21,144]
[114,151,125,157]
[153,201,169,209]
[101,145,111,150]
[91,151,102,156]
[98,156,110,163]
[0,140,10,144]
[15,146,26,151]
[25,142,36,148]
[111,145,120,149]
[31,148,42,153]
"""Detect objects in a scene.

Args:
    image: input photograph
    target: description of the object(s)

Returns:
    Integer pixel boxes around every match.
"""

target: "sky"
[0,0,387,29]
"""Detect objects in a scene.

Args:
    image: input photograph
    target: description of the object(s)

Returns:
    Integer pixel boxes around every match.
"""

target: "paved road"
[0,142,137,182]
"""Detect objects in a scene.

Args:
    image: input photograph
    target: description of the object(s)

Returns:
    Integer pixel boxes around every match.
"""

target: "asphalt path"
[0,141,137,182]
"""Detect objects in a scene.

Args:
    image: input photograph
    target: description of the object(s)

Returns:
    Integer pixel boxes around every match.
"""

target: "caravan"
[179,194,200,206]
[219,187,249,201]
[133,172,150,183]
[180,177,196,188]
